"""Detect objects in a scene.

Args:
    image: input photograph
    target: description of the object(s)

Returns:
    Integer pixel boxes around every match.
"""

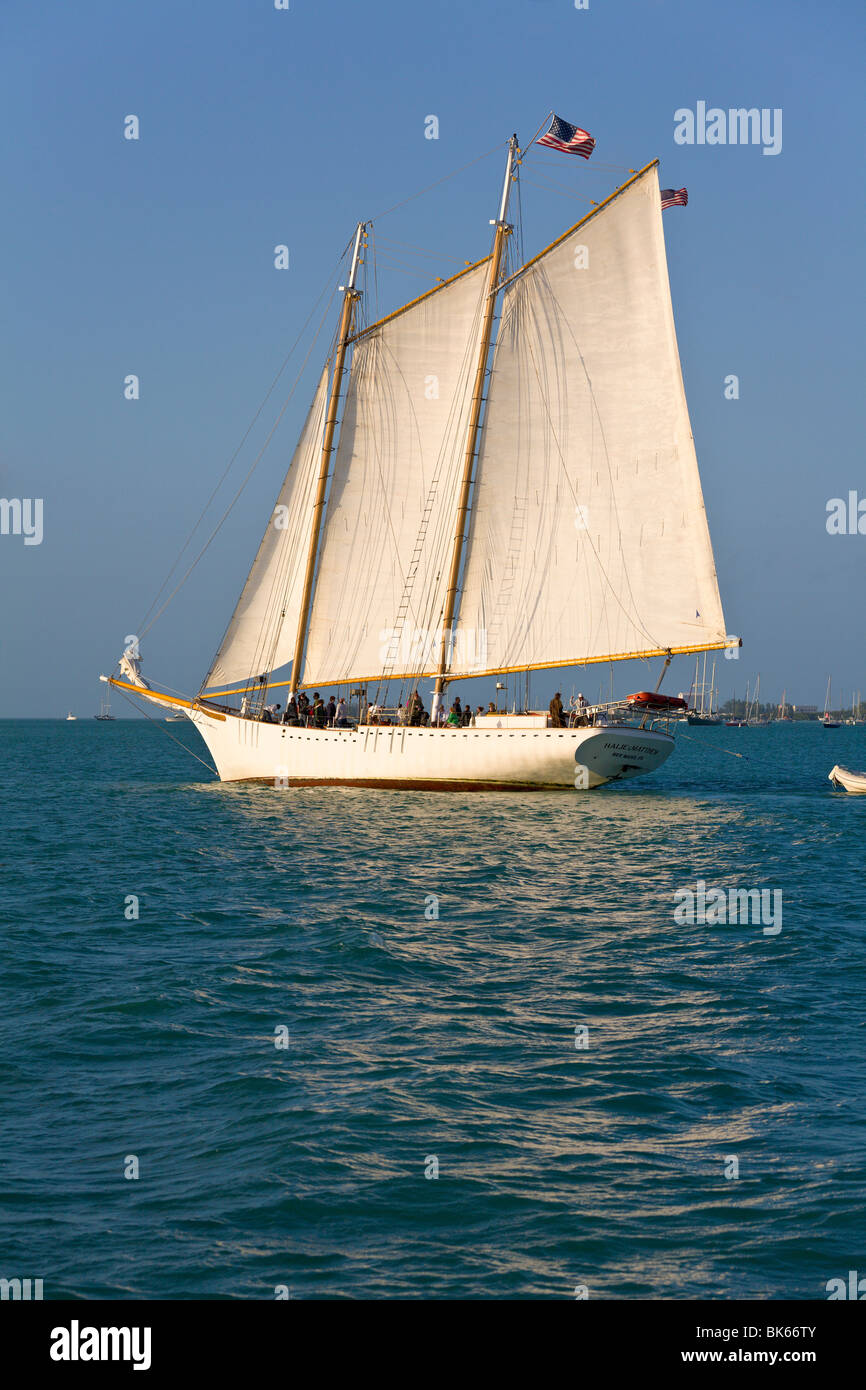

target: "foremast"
[289,220,365,696]
[432,134,518,713]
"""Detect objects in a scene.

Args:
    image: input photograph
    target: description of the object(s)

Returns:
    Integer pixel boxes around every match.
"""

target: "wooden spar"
[288,221,365,695]
[106,676,226,719]
[201,637,737,703]
[433,135,518,706]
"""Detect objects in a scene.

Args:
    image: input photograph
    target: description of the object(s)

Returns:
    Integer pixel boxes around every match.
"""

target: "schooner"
[104,135,733,789]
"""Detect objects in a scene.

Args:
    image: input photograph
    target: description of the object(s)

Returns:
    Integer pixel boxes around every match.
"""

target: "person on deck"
[312,695,326,728]
[285,696,299,726]
[446,702,461,728]
[549,692,564,728]
[408,690,425,727]
[334,697,348,728]
[326,696,336,726]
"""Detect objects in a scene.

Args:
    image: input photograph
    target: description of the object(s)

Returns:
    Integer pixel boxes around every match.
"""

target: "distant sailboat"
[66,712,77,721]
[687,653,722,724]
[103,139,733,789]
[94,692,116,721]
[822,677,841,728]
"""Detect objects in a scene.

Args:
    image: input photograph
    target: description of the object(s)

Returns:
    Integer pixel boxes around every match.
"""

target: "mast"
[289,222,365,694]
[433,135,518,706]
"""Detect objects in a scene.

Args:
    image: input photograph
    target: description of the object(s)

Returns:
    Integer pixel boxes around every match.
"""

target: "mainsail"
[301,260,490,687]
[450,163,727,678]
[205,365,330,687]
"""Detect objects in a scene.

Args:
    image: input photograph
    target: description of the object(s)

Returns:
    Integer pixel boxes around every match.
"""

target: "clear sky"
[1,0,863,717]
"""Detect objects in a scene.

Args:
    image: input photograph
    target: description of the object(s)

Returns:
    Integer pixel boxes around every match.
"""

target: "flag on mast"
[536,114,595,159]
[660,187,688,209]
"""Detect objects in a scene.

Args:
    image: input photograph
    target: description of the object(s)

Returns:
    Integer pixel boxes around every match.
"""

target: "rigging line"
[135,241,351,636]
[368,141,507,222]
[140,293,337,644]
[676,729,750,761]
[520,176,596,204]
[373,252,459,277]
[374,237,468,265]
[112,687,219,775]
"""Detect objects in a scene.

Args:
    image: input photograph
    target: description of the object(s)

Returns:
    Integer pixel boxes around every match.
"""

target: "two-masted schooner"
[104,135,733,789]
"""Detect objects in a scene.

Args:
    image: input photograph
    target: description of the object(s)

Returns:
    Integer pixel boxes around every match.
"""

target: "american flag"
[537,114,595,159]
[660,187,688,209]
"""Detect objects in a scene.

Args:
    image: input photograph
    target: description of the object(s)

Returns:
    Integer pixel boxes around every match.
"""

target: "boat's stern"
[572,723,675,787]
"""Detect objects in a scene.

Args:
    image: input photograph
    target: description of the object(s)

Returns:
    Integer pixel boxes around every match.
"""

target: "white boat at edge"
[102,133,733,791]
[829,765,866,794]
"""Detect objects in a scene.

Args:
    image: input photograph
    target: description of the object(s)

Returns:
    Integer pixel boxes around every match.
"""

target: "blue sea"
[1,718,864,1300]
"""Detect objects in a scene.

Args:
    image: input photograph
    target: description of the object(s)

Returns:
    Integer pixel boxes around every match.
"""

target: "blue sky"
[1,0,863,716]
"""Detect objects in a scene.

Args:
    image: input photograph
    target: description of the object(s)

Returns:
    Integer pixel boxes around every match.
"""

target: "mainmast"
[432,135,518,709]
[289,221,365,695]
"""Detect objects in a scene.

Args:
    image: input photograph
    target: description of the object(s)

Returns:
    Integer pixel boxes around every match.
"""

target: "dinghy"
[829,765,866,794]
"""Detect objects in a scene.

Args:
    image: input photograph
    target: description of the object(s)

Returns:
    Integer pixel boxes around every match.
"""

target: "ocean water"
[1,717,864,1300]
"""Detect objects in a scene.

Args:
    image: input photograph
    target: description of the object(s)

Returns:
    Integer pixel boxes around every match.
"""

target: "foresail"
[451,164,727,679]
[302,260,490,687]
[204,366,330,688]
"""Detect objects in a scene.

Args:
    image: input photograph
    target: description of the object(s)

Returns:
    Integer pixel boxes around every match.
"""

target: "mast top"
[492,133,519,228]
[338,221,366,295]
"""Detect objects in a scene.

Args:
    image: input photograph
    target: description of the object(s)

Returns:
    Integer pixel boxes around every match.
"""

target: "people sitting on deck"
[549,692,564,728]
[487,701,496,715]
[461,703,473,727]
[263,702,281,723]
[475,705,484,725]
[326,696,336,726]
[446,701,461,728]
[396,703,407,725]
[335,697,348,728]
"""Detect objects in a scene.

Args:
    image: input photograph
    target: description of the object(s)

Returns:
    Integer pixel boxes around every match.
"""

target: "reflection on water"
[0,721,864,1298]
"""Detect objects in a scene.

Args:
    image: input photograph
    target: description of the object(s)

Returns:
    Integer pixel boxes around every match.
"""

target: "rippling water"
[1,718,864,1299]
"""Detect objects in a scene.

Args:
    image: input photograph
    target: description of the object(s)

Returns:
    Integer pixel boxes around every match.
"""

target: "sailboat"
[94,692,116,721]
[746,673,769,726]
[66,712,77,721]
[687,653,722,724]
[102,139,733,789]
[822,677,841,728]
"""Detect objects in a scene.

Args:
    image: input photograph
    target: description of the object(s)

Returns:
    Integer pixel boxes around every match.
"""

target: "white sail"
[205,366,329,687]
[451,164,727,679]
[301,261,490,688]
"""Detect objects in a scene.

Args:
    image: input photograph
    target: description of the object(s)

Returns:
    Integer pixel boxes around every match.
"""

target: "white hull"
[188,708,674,790]
[829,765,866,794]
